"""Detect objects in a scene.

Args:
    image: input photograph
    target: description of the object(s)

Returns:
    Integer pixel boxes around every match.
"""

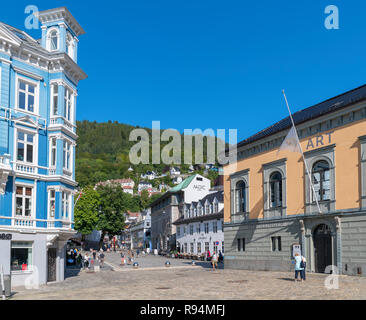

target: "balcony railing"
[15,163,37,174]
[14,217,35,228]
[49,116,76,133]
[0,216,74,230]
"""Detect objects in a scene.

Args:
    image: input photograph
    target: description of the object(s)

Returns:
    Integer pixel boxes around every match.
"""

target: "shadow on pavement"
[278,278,295,282]
[65,267,82,279]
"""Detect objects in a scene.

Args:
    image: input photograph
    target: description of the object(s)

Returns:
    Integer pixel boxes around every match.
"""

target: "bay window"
[49,189,56,218]
[51,84,58,116]
[50,137,57,167]
[64,88,73,122]
[15,186,33,217]
[63,140,71,170]
[17,131,34,163]
[61,191,71,219]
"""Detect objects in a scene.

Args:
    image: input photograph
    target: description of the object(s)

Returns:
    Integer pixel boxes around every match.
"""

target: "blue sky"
[2,1,366,142]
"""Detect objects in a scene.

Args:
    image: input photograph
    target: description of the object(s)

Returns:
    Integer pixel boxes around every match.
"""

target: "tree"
[74,186,101,237]
[140,189,150,209]
[96,185,127,242]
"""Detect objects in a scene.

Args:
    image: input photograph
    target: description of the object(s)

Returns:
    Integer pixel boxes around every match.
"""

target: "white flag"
[277,126,301,155]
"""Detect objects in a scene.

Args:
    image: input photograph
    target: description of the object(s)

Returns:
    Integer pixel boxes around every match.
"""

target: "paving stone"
[10,252,366,300]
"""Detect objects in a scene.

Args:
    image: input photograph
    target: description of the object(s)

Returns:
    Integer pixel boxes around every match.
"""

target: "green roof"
[169,175,196,193]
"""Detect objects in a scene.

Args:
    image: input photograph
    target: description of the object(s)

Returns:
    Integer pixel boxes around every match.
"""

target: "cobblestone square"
[9,252,366,300]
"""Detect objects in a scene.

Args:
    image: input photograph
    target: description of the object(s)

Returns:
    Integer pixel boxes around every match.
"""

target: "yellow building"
[224,85,366,275]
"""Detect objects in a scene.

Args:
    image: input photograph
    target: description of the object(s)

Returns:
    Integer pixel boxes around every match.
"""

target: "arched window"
[49,30,58,51]
[270,172,282,208]
[235,181,246,213]
[312,160,330,201]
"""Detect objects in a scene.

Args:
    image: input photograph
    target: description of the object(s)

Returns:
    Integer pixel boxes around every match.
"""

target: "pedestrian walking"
[294,253,304,282]
[120,251,125,266]
[136,249,140,258]
[77,252,82,268]
[211,251,218,271]
[92,249,97,260]
[301,256,307,281]
[98,250,105,268]
[84,253,89,270]
[218,250,223,263]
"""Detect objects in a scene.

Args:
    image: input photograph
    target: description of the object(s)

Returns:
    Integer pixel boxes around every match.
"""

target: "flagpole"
[282,90,322,215]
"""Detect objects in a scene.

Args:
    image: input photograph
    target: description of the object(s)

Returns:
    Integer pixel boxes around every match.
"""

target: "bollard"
[165,261,171,267]
[191,261,196,266]
[133,262,139,269]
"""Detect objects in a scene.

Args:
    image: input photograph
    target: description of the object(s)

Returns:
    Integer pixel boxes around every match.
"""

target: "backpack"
[300,257,306,268]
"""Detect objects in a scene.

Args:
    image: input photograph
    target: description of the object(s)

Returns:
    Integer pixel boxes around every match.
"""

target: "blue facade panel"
[0,12,85,231]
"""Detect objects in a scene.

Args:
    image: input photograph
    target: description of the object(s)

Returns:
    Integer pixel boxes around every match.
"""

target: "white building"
[172,176,183,185]
[141,171,157,180]
[137,181,152,193]
[174,188,224,255]
[170,167,181,176]
[149,174,211,251]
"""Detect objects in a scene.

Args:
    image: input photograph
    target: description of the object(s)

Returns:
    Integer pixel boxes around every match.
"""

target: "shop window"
[11,242,33,271]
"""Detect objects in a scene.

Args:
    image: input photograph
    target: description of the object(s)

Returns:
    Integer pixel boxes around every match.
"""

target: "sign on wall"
[0,233,12,240]
[292,243,301,258]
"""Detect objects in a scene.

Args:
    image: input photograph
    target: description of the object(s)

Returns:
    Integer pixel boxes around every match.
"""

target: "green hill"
[75,120,224,188]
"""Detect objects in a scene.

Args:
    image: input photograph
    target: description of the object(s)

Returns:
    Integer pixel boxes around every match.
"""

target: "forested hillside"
[75,120,224,187]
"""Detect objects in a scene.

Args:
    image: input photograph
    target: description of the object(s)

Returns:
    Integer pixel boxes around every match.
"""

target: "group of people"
[83,249,105,269]
[119,248,146,265]
[294,253,307,282]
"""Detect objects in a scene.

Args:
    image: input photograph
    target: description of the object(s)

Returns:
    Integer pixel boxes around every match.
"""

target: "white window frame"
[63,139,72,171]
[48,189,56,218]
[11,241,34,272]
[64,86,73,122]
[46,27,60,52]
[14,184,34,218]
[16,128,36,165]
[61,190,72,220]
[50,83,59,117]
[49,136,57,167]
[15,75,39,116]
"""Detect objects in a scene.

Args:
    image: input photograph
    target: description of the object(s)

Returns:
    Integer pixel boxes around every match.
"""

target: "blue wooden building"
[0,7,86,287]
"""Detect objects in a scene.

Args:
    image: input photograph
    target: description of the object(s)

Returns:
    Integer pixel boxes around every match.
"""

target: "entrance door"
[47,248,57,282]
[313,224,332,273]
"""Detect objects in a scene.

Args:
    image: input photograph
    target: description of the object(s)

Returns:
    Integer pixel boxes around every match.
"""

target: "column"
[335,216,342,273]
